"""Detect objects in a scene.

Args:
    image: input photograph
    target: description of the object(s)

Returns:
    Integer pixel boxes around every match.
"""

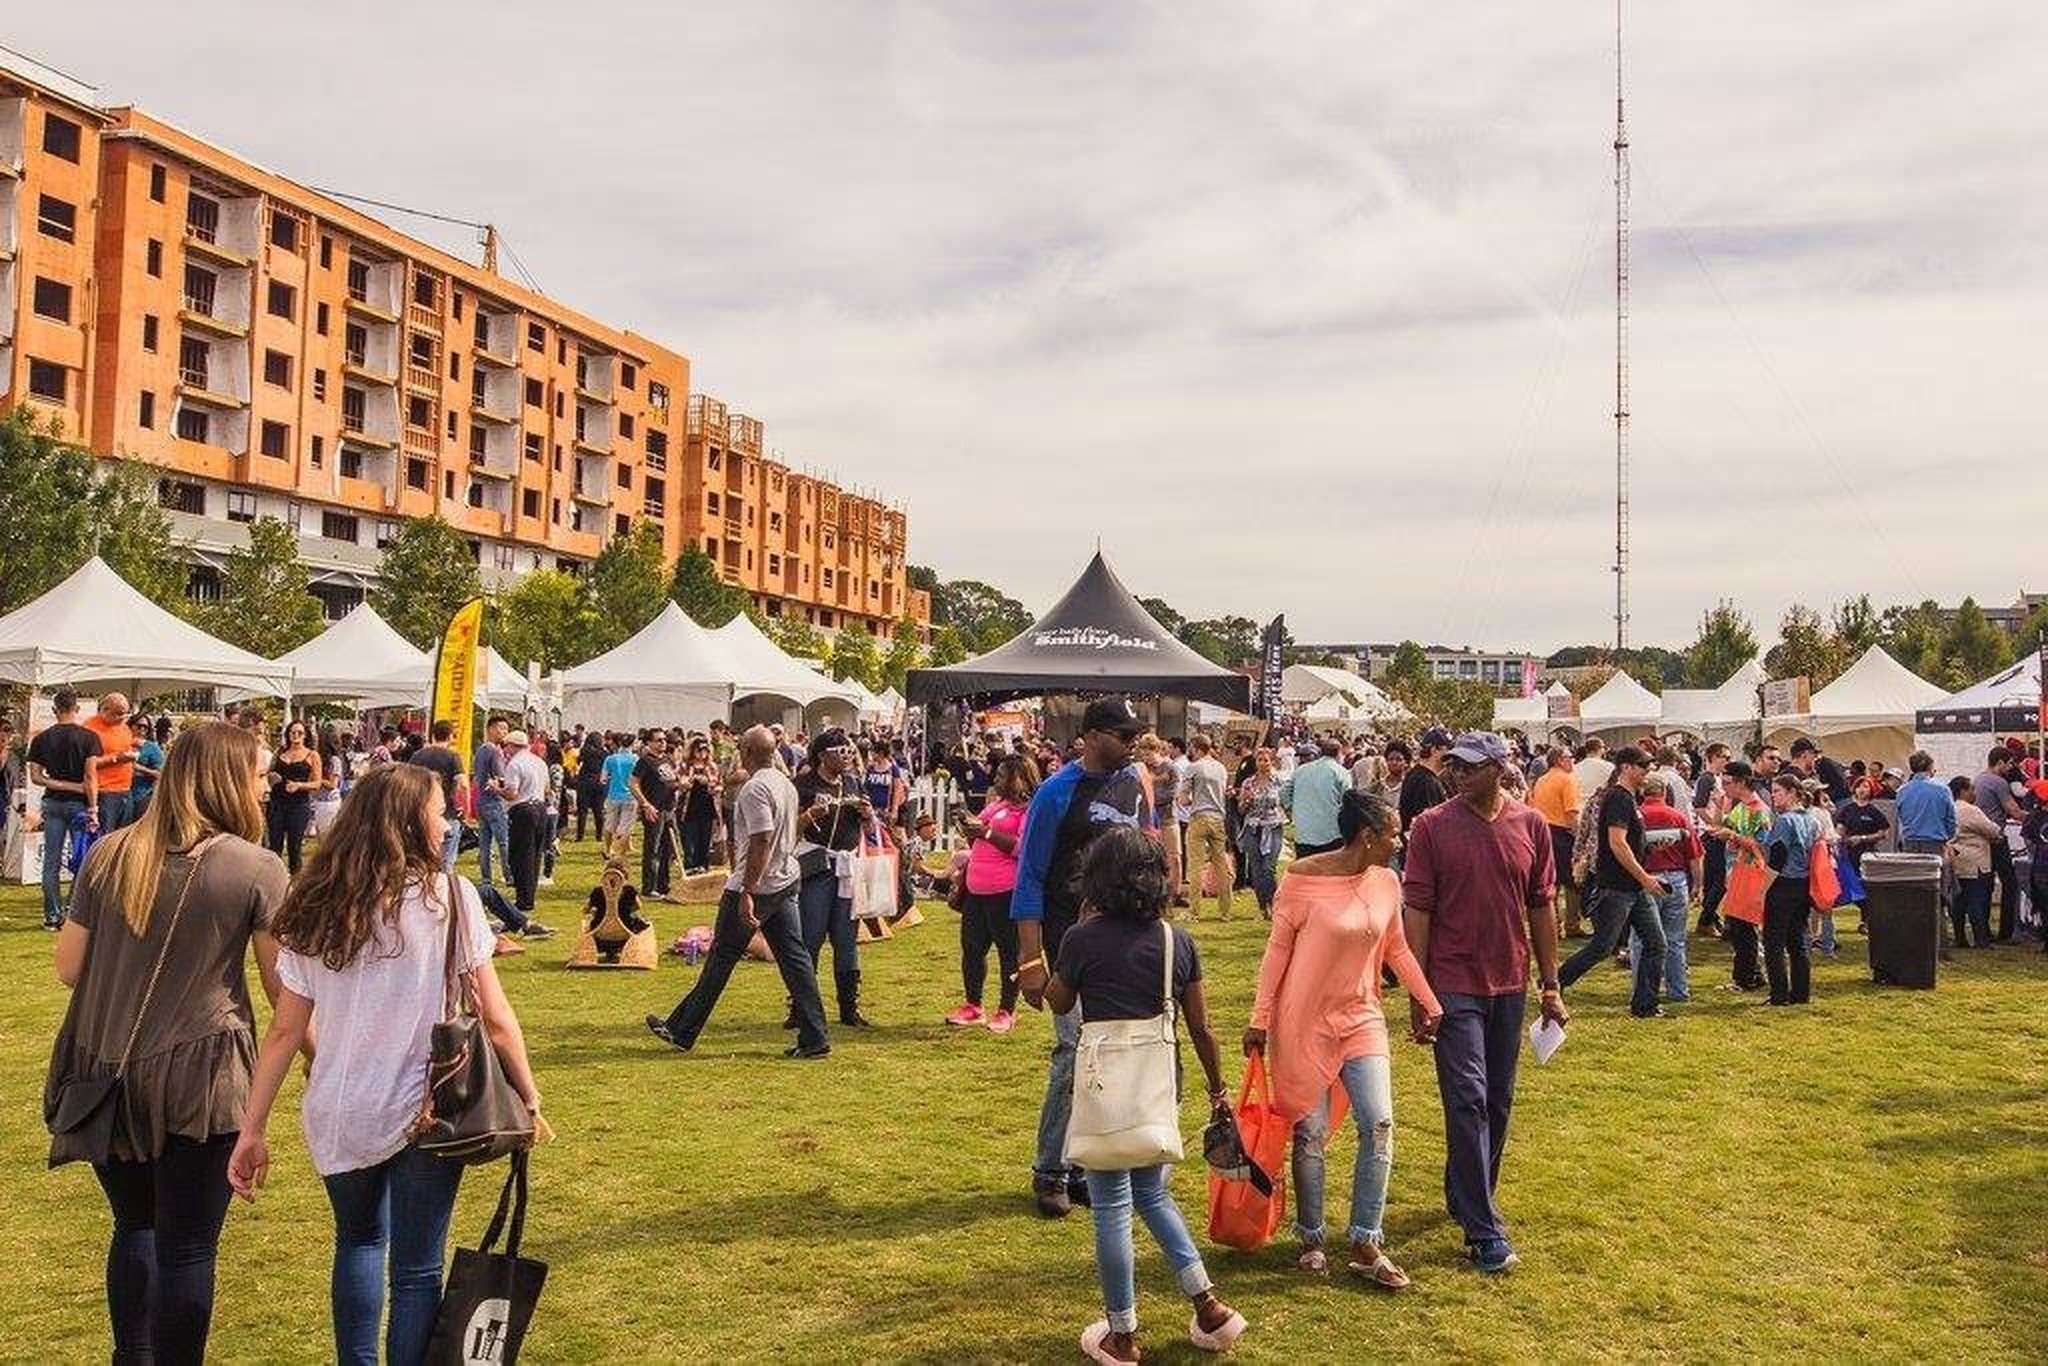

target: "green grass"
[3,837,2046,1363]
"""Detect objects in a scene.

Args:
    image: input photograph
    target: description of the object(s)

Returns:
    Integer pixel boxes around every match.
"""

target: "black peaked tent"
[906,552,1252,710]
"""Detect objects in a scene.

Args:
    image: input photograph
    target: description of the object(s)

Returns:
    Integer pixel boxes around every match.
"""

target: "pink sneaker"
[987,1009,1017,1034]
[945,1003,986,1027]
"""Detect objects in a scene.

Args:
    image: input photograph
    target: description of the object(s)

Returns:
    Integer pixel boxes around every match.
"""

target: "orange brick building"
[1,54,926,638]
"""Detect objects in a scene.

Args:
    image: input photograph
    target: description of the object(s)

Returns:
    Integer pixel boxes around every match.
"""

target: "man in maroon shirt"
[1402,731,1567,1274]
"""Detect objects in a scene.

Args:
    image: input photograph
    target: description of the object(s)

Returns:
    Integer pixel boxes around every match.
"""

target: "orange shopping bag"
[1808,843,1842,911]
[1723,860,1767,926]
[1206,1053,1290,1252]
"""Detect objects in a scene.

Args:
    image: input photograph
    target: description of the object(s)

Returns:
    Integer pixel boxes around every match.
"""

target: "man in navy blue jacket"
[1012,696,1154,1217]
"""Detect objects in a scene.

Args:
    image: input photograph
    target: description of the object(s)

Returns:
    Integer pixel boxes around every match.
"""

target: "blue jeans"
[40,796,85,926]
[1432,990,1525,1245]
[440,822,463,874]
[1560,886,1667,1016]
[476,800,509,887]
[1083,1165,1213,1335]
[1034,1005,1082,1179]
[1237,826,1281,911]
[1629,874,1692,1001]
[798,868,859,986]
[322,1147,465,1366]
[1291,1053,1394,1247]
[98,790,133,835]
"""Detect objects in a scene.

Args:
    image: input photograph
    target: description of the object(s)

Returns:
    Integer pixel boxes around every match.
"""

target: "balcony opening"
[342,388,366,433]
[179,337,210,390]
[186,194,220,244]
[175,408,210,443]
[345,323,368,368]
[347,258,370,302]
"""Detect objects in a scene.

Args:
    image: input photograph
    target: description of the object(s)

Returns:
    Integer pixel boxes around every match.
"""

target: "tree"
[926,623,970,668]
[1137,596,1186,636]
[370,517,484,649]
[1880,600,1948,683]
[0,413,186,614]
[765,613,829,662]
[932,579,1032,651]
[491,569,591,673]
[1830,594,1881,659]
[1682,600,1758,687]
[198,516,325,657]
[1940,597,2013,686]
[1384,640,1432,695]
[906,563,940,595]
[1179,615,1260,667]
[2016,603,2048,657]
[880,618,926,690]
[580,521,668,653]
[830,623,881,689]
[1766,604,1846,688]
[668,545,748,627]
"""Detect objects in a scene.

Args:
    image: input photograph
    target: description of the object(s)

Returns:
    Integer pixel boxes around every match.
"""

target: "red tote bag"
[1206,1053,1291,1252]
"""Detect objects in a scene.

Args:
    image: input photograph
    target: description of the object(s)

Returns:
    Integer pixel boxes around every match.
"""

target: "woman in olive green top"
[45,721,290,1366]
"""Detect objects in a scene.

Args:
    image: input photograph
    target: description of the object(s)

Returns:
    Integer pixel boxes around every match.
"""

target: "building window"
[335,446,362,478]
[341,388,366,432]
[406,459,429,491]
[703,537,715,554]
[260,420,290,459]
[645,429,668,466]
[449,353,461,380]
[346,258,370,301]
[521,489,540,518]
[554,500,564,525]
[407,395,433,430]
[376,520,400,548]
[466,481,484,509]
[179,336,210,388]
[175,407,210,442]
[524,433,542,462]
[267,281,296,320]
[182,263,217,316]
[149,164,167,202]
[226,491,257,522]
[620,361,637,390]
[37,195,77,243]
[321,511,359,543]
[707,449,722,471]
[263,349,293,388]
[768,554,780,575]
[452,294,464,321]
[42,113,82,162]
[707,492,721,514]
[413,274,438,307]
[619,413,634,439]
[269,212,299,251]
[312,368,327,401]
[409,334,434,370]
[553,392,564,418]
[469,427,487,462]
[185,193,219,241]
[142,315,160,353]
[615,463,630,488]
[319,235,333,269]
[344,322,368,366]
[446,411,458,439]
[26,359,67,402]
[615,514,630,538]
[524,378,543,408]
[649,381,669,410]
[526,321,545,352]
[146,239,165,277]
[315,302,329,335]
[557,339,567,364]
[310,435,324,467]
[493,544,515,570]
[31,277,72,322]
[157,479,206,514]
[139,391,156,429]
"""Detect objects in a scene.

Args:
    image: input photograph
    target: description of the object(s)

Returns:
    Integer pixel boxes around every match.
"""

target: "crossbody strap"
[439,871,473,1022]
[1159,918,1176,1024]
[113,837,217,1078]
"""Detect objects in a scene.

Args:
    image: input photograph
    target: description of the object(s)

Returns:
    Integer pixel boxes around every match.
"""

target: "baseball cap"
[1419,726,1454,752]
[505,729,529,746]
[1081,696,1146,738]
[1445,732,1509,767]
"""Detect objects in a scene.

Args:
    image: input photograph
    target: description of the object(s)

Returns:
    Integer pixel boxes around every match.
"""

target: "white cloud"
[12,0,2042,650]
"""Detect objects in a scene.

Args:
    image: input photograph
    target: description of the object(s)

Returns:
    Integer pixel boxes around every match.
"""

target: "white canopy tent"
[0,557,293,698]
[1495,680,1576,737]
[353,643,530,713]
[271,604,425,701]
[1282,664,1406,724]
[1575,670,1663,742]
[1914,653,2044,777]
[1766,646,1947,767]
[711,615,862,732]
[557,603,740,732]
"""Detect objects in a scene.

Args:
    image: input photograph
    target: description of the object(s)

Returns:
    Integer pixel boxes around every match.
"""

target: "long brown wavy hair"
[80,721,264,935]
[271,764,447,970]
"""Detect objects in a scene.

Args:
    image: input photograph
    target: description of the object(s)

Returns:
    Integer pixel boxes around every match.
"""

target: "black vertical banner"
[1253,614,1285,720]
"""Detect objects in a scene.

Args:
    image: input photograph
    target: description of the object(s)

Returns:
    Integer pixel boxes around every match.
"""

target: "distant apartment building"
[1938,593,2045,637]
[1311,642,1542,691]
[0,54,925,637]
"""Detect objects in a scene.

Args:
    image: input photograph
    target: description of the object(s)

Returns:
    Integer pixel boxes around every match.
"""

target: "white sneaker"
[538,875,554,887]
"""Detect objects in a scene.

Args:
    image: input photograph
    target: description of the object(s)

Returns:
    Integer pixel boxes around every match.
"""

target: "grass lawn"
[3,835,2046,1363]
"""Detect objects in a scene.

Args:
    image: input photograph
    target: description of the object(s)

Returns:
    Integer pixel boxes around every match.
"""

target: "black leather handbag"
[410,875,534,1163]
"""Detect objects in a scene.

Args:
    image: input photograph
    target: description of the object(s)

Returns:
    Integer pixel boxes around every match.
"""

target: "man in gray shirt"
[1974,748,2025,941]
[1182,734,1233,921]
[649,724,829,1057]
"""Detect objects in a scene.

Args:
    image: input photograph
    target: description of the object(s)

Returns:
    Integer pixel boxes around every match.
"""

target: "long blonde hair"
[79,721,264,935]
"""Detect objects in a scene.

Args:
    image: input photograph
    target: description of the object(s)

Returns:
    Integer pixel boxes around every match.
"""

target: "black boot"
[783,998,800,1030]
[837,971,872,1027]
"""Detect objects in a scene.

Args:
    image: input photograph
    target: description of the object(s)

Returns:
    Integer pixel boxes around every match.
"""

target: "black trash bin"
[1862,852,1943,988]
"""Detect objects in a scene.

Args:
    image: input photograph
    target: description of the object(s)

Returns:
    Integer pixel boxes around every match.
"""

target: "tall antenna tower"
[1612,0,1631,650]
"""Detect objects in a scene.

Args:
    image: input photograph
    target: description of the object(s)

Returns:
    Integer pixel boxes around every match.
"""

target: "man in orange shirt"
[83,692,140,833]
[1527,746,1582,936]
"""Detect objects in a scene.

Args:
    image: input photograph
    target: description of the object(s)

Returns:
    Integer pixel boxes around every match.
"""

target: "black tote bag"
[424,1150,548,1365]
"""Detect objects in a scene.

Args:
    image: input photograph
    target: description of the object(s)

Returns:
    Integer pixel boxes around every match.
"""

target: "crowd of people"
[19,683,2048,1364]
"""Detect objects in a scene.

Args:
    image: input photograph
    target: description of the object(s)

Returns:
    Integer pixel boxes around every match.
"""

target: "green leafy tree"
[1940,598,2012,686]
[906,563,940,596]
[580,521,669,653]
[1766,604,1846,687]
[1682,600,1758,687]
[1830,594,1882,660]
[370,516,484,649]
[1880,600,1948,683]
[926,623,970,668]
[881,618,926,690]
[199,516,325,657]
[0,413,185,614]
[766,613,829,662]
[1178,615,1261,667]
[1384,640,1432,694]
[1137,596,1187,636]
[2015,603,2048,657]
[933,579,1032,651]
[668,545,748,627]
[830,623,881,690]
[490,569,591,672]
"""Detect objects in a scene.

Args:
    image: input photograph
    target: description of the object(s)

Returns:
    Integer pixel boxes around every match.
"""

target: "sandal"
[1187,1307,1247,1352]
[1347,1246,1411,1290]
[1080,1320,1139,1365]
[1297,1245,1328,1275]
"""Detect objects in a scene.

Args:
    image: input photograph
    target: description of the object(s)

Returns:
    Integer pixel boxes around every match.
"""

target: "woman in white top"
[229,764,540,1366]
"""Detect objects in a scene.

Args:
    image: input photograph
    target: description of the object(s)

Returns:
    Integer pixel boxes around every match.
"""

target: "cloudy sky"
[12,3,2042,650]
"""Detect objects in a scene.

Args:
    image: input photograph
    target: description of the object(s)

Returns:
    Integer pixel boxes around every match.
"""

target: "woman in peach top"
[1244,790,1442,1288]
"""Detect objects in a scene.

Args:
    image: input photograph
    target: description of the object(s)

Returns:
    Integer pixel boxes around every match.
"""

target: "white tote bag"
[1064,920,1184,1170]
[849,827,899,922]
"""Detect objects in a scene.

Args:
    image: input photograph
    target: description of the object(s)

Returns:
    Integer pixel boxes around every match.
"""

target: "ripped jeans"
[1290,1053,1395,1248]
